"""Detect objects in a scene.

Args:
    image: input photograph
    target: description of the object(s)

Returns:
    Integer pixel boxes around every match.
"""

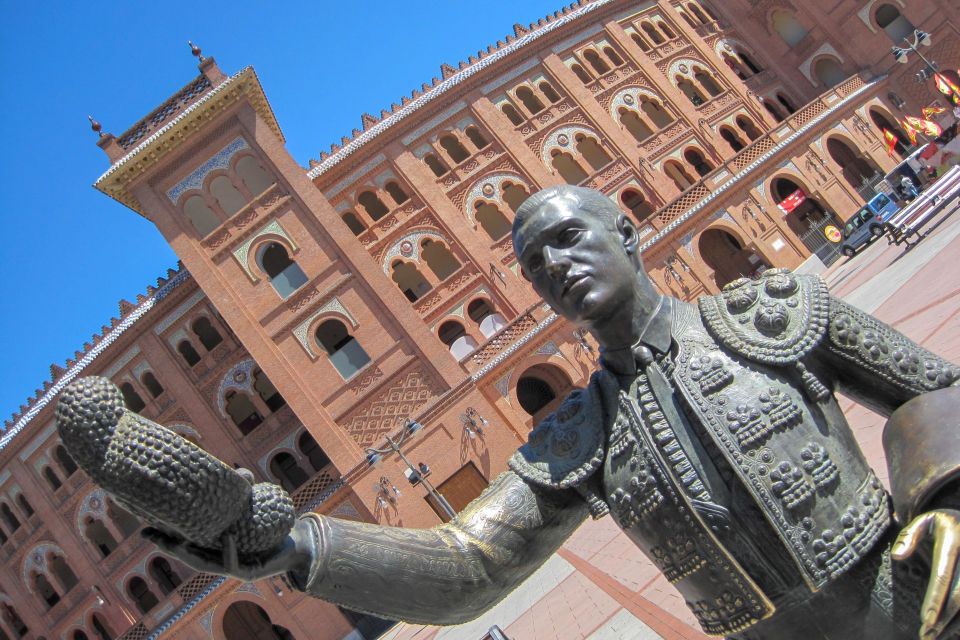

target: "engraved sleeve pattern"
[300,471,588,625]
[826,297,960,393]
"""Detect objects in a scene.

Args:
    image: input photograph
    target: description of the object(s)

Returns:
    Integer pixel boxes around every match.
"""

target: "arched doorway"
[698,228,769,289]
[772,177,841,265]
[221,601,295,640]
[826,138,883,196]
[516,363,573,423]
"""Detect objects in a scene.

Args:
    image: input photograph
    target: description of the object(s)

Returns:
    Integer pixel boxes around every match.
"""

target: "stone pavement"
[382,203,960,640]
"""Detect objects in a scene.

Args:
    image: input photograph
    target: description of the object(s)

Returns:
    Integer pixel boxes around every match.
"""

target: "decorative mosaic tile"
[541,125,601,165]
[464,173,531,220]
[167,137,249,203]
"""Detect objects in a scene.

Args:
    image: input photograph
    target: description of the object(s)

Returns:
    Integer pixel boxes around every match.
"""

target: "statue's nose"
[543,246,568,279]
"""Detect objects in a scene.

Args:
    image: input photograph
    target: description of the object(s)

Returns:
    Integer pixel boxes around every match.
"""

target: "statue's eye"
[557,228,582,246]
[526,255,544,273]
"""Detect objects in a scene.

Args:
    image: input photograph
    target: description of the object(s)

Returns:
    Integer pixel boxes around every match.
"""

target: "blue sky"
[0,1,568,424]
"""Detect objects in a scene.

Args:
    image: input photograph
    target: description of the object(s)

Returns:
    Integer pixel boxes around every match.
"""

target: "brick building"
[1,1,958,639]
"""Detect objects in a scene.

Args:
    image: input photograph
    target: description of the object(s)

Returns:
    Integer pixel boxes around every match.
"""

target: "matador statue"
[56,186,960,639]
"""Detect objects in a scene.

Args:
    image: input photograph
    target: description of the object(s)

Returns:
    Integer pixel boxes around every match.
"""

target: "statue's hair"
[513,185,621,236]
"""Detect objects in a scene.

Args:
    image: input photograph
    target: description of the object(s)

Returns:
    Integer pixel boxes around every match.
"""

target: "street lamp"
[891,29,939,82]
[460,407,488,440]
[364,419,457,519]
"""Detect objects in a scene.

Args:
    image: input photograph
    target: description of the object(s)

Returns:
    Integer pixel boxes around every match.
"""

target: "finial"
[88,115,103,137]
[188,40,205,62]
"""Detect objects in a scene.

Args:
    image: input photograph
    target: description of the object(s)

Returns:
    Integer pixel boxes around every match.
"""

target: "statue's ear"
[617,214,639,255]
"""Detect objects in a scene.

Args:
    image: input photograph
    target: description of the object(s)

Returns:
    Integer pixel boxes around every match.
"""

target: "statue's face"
[514,196,638,326]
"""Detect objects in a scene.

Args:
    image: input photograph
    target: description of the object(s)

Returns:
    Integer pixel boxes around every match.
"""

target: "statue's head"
[512,185,653,330]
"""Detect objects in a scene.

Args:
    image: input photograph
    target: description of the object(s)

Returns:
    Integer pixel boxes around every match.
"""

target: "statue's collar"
[599,296,673,376]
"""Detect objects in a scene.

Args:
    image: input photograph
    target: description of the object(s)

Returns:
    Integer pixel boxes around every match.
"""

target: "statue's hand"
[892,509,960,639]
[143,517,315,583]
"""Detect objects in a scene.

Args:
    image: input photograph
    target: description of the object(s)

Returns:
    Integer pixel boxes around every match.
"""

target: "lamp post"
[365,419,457,520]
[891,29,938,82]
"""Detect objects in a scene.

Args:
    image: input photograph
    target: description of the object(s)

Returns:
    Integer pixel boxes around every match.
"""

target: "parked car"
[840,193,897,257]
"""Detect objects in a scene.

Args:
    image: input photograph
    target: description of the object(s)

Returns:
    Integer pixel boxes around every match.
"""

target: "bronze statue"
[57,186,960,639]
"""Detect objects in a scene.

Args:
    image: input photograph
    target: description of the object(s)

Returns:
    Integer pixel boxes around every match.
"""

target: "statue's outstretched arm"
[293,471,588,624]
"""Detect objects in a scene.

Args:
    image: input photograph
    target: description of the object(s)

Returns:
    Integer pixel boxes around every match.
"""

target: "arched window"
[84,518,118,557]
[91,613,114,640]
[772,10,809,47]
[74,629,90,640]
[720,126,746,152]
[876,4,915,43]
[631,32,651,52]
[298,432,330,472]
[177,340,201,367]
[684,148,714,176]
[384,181,409,206]
[538,82,561,103]
[16,494,34,518]
[149,557,182,595]
[257,242,308,298]
[515,86,545,115]
[225,391,262,435]
[439,134,470,163]
[235,156,273,196]
[621,189,654,221]
[141,372,164,398]
[0,504,19,532]
[34,573,60,608]
[209,175,246,216]
[0,528,8,544]
[253,369,285,412]
[421,240,460,281]
[619,108,654,142]
[677,78,707,105]
[42,467,62,491]
[813,57,847,88]
[502,183,529,212]
[689,3,710,23]
[551,151,589,184]
[724,54,748,79]
[467,298,495,324]
[391,261,432,302]
[438,320,467,346]
[501,103,524,125]
[665,160,696,190]
[737,115,762,140]
[315,319,371,379]
[603,47,624,67]
[678,10,696,27]
[517,375,556,415]
[54,445,78,477]
[762,99,786,122]
[695,69,723,97]
[1,602,28,638]
[193,317,223,351]
[642,99,674,128]
[341,211,366,235]
[658,21,676,39]
[583,50,610,75]
[127,577,159,615]
[570,63,592,84]
[642,22,665,45]
[475,202,512,240]
[119,383,145,412]
[739,51,762,75]
[107,500,140,538]
[777,93,797,114]
[270,453,309,492]
[424,153,449,177]
[358,191,390,221]
[575,135,612,171]
[183,195,219,237]
[50,555,78,592]
[465,126,489,149]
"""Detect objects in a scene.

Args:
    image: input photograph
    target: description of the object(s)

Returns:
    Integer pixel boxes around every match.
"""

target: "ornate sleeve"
[293,471,588,625]
[821,296,959,416]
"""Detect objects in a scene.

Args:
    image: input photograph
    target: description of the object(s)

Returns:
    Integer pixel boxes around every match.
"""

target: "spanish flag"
[899,118,919,145]
[934,73,960,99]
[922,105,947,120]
[882,128,900,157]
[905,115,943,138]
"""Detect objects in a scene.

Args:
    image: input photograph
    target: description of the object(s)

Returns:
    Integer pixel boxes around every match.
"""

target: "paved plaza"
[384,200,960,640]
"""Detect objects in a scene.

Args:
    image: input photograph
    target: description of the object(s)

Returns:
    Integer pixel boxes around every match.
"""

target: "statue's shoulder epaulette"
[509,374,606,493]
[698,269,831,366]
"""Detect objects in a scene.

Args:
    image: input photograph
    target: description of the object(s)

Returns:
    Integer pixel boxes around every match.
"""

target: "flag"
[922,105,947,120]
[905,116,942,138]
[899,118,918,146]
[777,189,806,214]
[934,73,960,99]
[882,128,899,157]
